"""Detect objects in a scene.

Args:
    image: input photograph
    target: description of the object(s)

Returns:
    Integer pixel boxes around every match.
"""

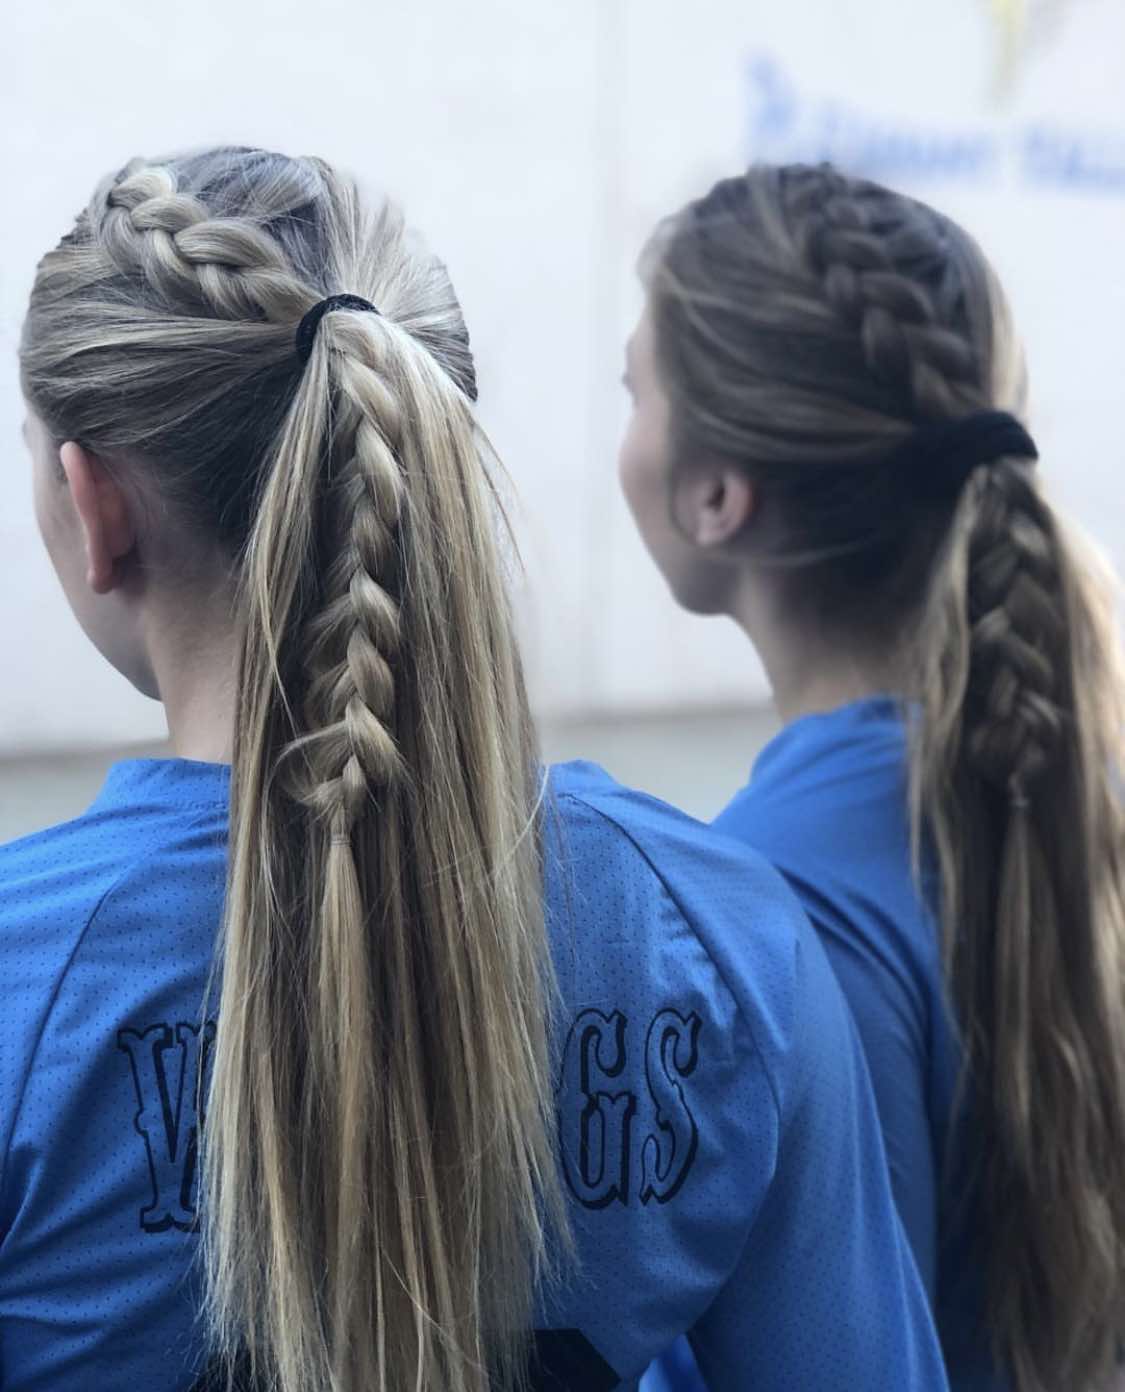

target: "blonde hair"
[21,147,561,1391]
[645,163,1125,1392]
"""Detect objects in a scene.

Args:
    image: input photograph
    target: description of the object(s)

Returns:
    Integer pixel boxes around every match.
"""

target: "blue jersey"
[713,697,997,1390]
[0,755,946,1390]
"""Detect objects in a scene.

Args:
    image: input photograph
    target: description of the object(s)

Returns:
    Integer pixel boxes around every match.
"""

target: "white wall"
[2,0,1123,755]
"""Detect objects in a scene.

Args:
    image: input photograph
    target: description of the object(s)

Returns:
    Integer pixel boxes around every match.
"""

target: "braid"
[963,463,1066,797]
[287,317,406,833]
[95,161,408,836]
[98,164,312,322]
[95,161,409,837]
[784,165,981,420]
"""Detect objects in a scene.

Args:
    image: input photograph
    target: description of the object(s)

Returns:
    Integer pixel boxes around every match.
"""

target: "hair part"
[22,146,562,1392]
[646,163,1125,1391]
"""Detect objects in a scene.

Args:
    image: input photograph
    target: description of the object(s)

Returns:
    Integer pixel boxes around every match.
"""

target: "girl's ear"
[59,442,136,594]
[676,464,756,548]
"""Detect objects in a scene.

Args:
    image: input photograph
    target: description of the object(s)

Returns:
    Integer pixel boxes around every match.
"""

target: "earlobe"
[59,442,135,595]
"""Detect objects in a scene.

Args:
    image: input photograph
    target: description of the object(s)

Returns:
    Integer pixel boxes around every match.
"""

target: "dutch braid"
[785,166,981,419]
[97,163,409,835]
[789,167,1070,800]
[98,164,314,323]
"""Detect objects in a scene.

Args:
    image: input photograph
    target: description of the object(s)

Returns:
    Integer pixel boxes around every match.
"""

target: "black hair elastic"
[295,293,380,365]
[890,410,1038,491]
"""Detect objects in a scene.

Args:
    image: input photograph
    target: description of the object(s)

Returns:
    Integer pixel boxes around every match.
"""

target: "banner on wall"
[744,3,1124,192]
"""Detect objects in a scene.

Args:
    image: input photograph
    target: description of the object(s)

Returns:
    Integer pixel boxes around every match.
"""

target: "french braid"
[791,167,1069,798]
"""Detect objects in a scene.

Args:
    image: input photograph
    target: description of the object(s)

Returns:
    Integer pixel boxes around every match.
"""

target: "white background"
[2,0,1123,755]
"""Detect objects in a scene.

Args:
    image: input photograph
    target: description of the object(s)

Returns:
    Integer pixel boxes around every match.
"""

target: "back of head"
[22,147,559,1391]
[645,164,1125,1391]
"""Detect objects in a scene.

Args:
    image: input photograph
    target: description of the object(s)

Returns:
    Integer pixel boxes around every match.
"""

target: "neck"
[770,663,886,725]
[727,573,899,725]
[144,585,239,764]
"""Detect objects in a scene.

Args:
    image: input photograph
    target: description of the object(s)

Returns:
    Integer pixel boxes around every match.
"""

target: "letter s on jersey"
[640,1009,701,1204]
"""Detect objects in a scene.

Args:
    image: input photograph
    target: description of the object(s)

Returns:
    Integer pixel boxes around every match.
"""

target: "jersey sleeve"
[0,827,123,1224]
[687,915,945,1390]
[0,813,223,1391]
[533,788,783,1386]
[540,765,948,1391]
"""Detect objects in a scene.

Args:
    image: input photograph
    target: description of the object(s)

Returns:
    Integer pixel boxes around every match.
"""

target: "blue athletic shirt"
[0,755,947,1391]
[712,697,998,1391]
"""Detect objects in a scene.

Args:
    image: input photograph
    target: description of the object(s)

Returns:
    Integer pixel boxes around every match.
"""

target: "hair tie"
[296,293,380,365]
[887,411,1038,492]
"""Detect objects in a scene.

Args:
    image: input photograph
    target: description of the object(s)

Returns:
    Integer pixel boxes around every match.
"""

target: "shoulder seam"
[554,789,785,1122]
[0,808,223,1205]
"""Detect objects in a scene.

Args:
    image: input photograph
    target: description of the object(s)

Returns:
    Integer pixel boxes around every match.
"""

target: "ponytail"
[207,297,560,1390]
[912,458,1125,1391]
[210,293,562,1390]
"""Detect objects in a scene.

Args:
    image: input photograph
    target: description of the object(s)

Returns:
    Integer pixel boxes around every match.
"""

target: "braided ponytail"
[22,148,560,1392]
[646,162,1125,1391]
[913,455,1125,1391]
